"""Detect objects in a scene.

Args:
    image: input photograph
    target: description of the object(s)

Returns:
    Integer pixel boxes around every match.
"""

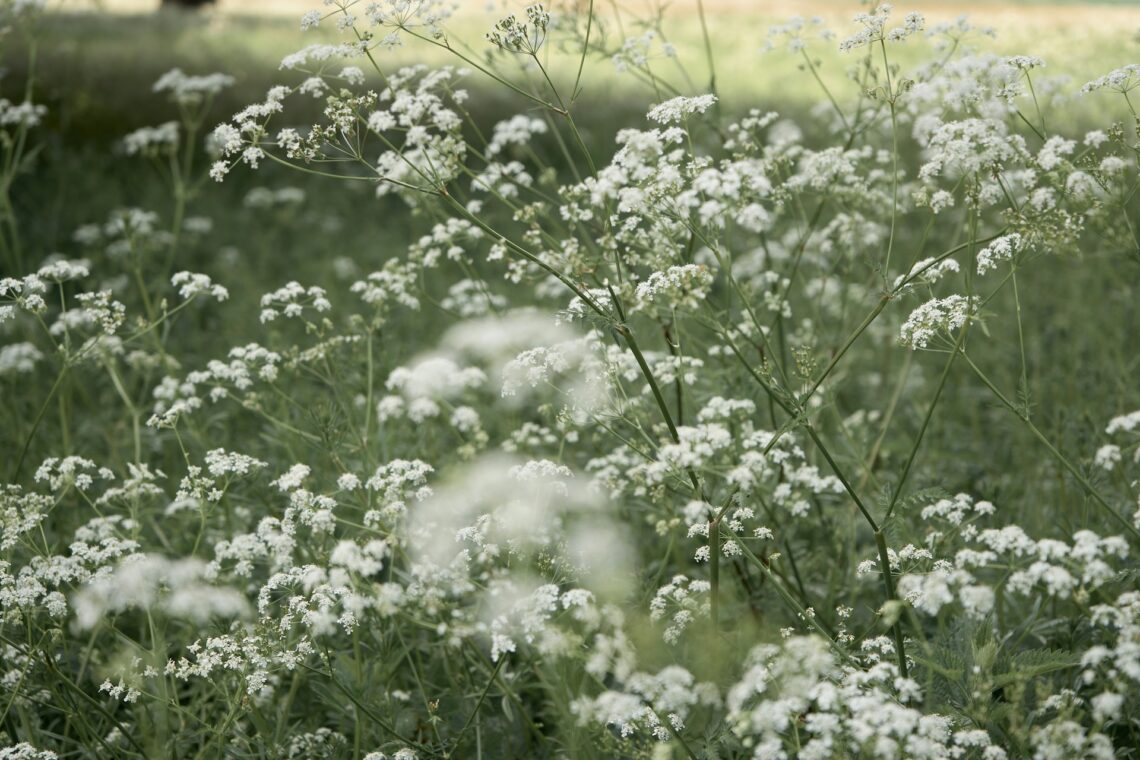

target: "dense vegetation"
[2,1,1140,757]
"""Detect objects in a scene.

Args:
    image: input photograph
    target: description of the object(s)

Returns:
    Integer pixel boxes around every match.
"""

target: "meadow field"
[2,0,1140,757]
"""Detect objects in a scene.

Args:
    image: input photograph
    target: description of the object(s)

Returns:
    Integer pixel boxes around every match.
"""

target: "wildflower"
[1081,64,1140,94]
[487,115,548,155]
[1094,445,1122,471]
[899,295,973,349]
[72,555,249,630]
[152,68,234,106]
[975,233,1024,275]
[122,122,179,156]
[0,99,48,128]
[486,5,550,55]
[387,356,486,399]
[172,271,229,302]
[0,342,43,375]
[300,9,321,30]
[634,265,714,311]
[259,281,331,322]
[893,256,960,289]
[646,95,718,124]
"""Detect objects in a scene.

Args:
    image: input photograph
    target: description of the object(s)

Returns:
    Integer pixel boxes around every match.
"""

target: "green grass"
[5,4,1138,144]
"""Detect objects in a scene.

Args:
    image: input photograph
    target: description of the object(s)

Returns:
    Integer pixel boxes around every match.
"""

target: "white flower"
[300,9,321,30]
[0,342,43,375]
[646,94,717,124]
[1090,692,1124,722]
[899,295,973,349]
[172,271,229,302]
[273,464,311,492]
[975,233,1023,275]
[1094,445,1122,471]
[153,68,234,105]
[1081,64,1140,94]
[634,265,714,311]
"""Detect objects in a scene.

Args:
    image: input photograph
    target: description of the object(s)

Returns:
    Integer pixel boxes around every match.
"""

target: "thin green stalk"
[883,102,900,278]
[571,0,594,102]
[801,49,851,134]
[802,421,910,677]
[1011,266,1031,415]
[451,655,506,753]
[695,0,718,99]
[303,661,425,751]
[734,538,852,663]
[612,314,704,497]
[444,194,605,318]
[1025,70,1047,136]
[883,322,970,523]
[960,351,1140,539]
[616,323,679,445]
[873,529,909,678]
[800,295,890,405]
[532,56,596,176]
[856,350,913,493]
[708,487,741,631]
[804,424,879,533]
[363,326,375,451]
[11,363,68,481]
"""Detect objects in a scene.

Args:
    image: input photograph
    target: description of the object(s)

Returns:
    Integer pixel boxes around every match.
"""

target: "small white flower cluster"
[172,271,229,302]
[72,554,249,630]
[386,355,486,400]
[259,281,331,323]
[893,255,960,290]
[1081,64,1140,94]
[122,121,179,156]
[148,343,283,427]
[501,345,571,398]
[0,272,48,320]
[208,84,295,181]
[726,636,1008,759]
[899,295,972,349]
[839,5,924,52]
[367,66,471,199]
[975,233,1024,275]
[166,628,315,696]
[350,260,421,315]
[649,574,710,644]
[152,68,234,106]
[919,118,1026,181]
[485,4,551,55]
[573,664,719,741]
[764,16,835,54]
[486,114,548,156]
[633,264,714,312]
[893,491,1129,619]
[0,744,58,760]
[2,507,142,623]
[0,98,48,128]
[646,94,718,124]
[0,341,43,376]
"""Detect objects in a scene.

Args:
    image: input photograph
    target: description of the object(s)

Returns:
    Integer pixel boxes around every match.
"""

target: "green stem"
[11,363,68,481]
[874,529,909,679]
[695,0,718,99]
[960,351,1140,539]
[883,322,970,523]
[451,654,506,753]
